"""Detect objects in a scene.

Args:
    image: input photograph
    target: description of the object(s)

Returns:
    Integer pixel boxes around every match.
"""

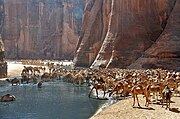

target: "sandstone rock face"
[129,0,180,71]
[74,0,178,70]
[2,0,85,60]
[0,0,7,78]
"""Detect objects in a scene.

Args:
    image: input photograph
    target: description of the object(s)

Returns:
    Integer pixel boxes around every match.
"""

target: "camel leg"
[109,90,113,97]
[166,99,170,109]
[168,99,170,109]
[88,87,94,98]
[136,95,141,107]
[79,80,81,86]
[103,87,106,98]
[145,95,147,107]
[96,89,99,98]
[145,96,149,107]
[145,93,150,107]
[166,100,169,109]
[132,95,135,107]
[165,99,168,109]
[156,92,159,101]
[161,97,164,107]
[109,87,116,97]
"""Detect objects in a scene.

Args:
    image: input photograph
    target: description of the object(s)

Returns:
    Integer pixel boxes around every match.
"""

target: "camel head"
[6,79,11,83]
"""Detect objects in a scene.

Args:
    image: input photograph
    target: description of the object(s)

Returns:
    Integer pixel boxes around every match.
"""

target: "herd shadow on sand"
[133,103,180,113]
[132,98,180,113]
[91,93,180,114]
[133,106,180,113]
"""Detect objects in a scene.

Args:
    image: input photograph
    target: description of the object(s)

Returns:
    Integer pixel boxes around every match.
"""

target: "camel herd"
[3,62,180,110]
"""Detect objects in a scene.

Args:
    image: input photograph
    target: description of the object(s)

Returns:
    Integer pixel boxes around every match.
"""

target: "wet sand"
[90,95,180,119]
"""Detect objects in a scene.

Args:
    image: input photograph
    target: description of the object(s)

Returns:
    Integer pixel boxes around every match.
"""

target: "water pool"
[0,81,106,119]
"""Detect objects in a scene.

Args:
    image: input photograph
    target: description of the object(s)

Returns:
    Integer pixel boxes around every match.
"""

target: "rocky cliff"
[74,0,179,71]
[2,0,85,60]
[129,0,180,71]
[0,0,7,78]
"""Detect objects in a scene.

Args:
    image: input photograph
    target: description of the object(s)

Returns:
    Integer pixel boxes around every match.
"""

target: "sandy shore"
[90,95,180,119]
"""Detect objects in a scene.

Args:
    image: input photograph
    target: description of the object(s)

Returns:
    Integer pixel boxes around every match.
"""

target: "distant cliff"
[0,0,7,78]
[74,0,179,71]
[2,0,85,60]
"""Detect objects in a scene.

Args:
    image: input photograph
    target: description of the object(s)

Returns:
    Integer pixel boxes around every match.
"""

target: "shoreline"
[90,95,180,119]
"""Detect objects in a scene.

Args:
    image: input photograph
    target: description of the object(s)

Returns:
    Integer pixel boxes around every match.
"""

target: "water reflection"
[0,81,105,119]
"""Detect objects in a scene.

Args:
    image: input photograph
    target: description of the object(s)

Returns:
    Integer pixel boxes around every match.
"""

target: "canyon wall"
[0,0,7,78]
[2,0,85,60]
[74,0,179,71]
[129,0,180,71]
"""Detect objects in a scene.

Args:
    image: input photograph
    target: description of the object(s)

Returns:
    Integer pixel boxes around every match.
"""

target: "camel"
[131,84,148,107]
[122,80,133,97]
[165,78,178,90]
[6,78,20,86]
[88,83,106,99]
[33,67,41,74]
[109,81,124,97]
[73,73,85,85]
[23,66,34,74]
[50,72,59,80]
[0,94,16,102]
[21,74,35,84]
[161,85,172,109]
[41,72,51,81]
[145,84,163,107]
[37,81,43,88]
[38,66,46,72]
[62,72,75,83]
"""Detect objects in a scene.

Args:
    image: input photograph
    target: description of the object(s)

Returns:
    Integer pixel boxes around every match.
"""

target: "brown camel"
[109,81,124,97]
[0,94,16,102]
[6,78,20,86]
[37,81,43,88]
[145,83,163,106]
[88,83,106,98]
[131,84,148,107]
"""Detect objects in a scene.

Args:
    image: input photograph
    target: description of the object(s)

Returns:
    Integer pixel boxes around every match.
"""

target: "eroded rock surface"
[0,0,7,78]
[129,0,180,71]
[3,0,85,60]
[74,0,179,71]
